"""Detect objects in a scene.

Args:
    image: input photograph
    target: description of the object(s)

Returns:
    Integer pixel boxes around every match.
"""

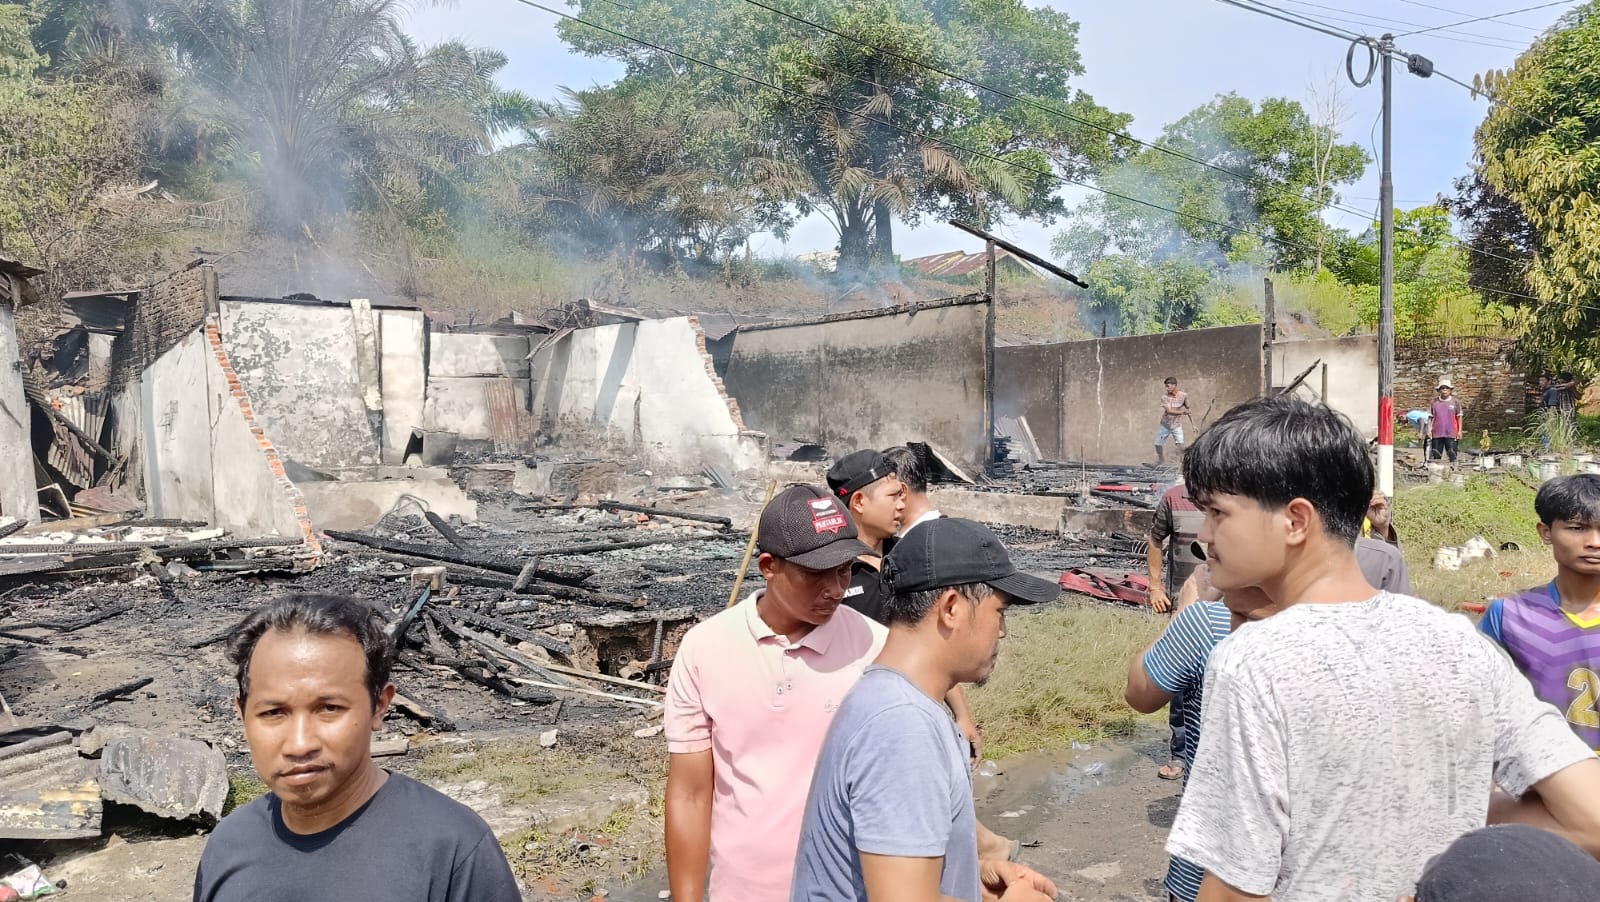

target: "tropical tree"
[516,81,785,268]
[1469,1,1600,362]
[151,0,529,238]
[558,0,1127,273]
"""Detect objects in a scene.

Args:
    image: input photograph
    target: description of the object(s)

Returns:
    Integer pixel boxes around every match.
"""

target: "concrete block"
[296,478,478,531]
[98,733,228,821]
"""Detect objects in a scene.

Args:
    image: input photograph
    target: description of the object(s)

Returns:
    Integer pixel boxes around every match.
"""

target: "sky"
[404,0,1581,266]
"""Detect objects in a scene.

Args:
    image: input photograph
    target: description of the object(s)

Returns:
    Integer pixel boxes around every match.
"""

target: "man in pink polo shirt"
[664,484,888,902]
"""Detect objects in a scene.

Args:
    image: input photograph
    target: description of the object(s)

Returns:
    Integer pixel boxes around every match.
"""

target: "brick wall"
[688,315,761,440]
[203,321,323,564]
[112,263,215,387]
[1395,333,1527,433]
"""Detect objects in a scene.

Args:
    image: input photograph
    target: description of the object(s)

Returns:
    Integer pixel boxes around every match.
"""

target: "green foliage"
[560,0,1127,273]
[515,82,784,267]
[1393,474,1542,555]
[1473,1,1600,363]
[0,9,138,287]
[1054,93,1365,334]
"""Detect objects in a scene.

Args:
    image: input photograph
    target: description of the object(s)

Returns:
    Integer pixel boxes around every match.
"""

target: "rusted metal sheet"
[484,378,523,454]
[0,731,102,839]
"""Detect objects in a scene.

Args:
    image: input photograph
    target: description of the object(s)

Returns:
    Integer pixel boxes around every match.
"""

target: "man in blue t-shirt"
[1124,564,1233,902]
[791,518,1060,902]
[193,594,520,902]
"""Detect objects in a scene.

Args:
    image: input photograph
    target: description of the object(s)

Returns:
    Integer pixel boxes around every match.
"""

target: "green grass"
[223,772,268,814]
[1393,472,1543,555]
[968,602,1166,759]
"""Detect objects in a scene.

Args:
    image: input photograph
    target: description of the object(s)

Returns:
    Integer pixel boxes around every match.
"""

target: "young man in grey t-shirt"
[790,518,1060,902]
[1167,397,1600,902]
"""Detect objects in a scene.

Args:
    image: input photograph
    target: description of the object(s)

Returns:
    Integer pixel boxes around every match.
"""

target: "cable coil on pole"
[1346,36,1381,88]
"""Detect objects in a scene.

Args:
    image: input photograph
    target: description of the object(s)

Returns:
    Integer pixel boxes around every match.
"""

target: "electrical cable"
[1214,0,1362,41]
[1395,0,1545,32]
[506,0,1360,267]
[529,0,1583,310]
[1398,0,1575,37]
[1276,0,1528,49]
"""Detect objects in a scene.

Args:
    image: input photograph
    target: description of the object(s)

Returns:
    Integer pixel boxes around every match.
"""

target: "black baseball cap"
[1416,825,1600,902]
[758,484,873,570]
[826,450,893,500]
[884,518,1060,604]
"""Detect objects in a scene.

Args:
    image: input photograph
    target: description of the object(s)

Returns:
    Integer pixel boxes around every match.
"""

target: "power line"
[1394,0,1545,32]
[1398,0,1575,36]
[539,0,1572,309]
[506,0,1368,268]
[1214,0,1363,40]
[1274,0,1528,49]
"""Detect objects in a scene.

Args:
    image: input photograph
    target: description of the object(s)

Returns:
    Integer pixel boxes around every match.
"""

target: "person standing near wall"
[1429,380,1463,464]
[1155,377,1190,467]
[1146,480,1204,783]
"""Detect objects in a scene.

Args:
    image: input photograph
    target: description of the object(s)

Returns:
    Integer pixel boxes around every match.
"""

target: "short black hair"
[1535,474,1600,526]
[880,582,989,627]
[226,594,395,710]
[1164,376,1179,385]
[1183,396,1373,543]
[882,446,929,494]
[1560,371,1575,382]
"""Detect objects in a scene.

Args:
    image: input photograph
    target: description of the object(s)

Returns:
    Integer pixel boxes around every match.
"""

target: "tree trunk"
[871,199,894,267]
[838,203,871,276]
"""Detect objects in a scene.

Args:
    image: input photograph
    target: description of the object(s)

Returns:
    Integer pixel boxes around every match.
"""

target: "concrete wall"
[998,325,1263,465]
[140,331,215,518]
[219,300,379,470]
[379,310,428,462]
[0,302,38,521]
[530,317,765,474]
[1274,335,1378,437]
[1396,333,1527,432]
[723,298,990,473]
[995,343,1067,459]
[423,331,533,441]
[135,327,305,539]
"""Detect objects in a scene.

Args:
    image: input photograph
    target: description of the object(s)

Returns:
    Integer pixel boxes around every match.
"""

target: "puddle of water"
[595,730,1167,902]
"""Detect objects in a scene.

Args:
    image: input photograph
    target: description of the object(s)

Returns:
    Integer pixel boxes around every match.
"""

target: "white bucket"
[1503,453,1523,468]
[1540,460,1560,482]
[1477,455,1496,470]
[1427,463,1447,485]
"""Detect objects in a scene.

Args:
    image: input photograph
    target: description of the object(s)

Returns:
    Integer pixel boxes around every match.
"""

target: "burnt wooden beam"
[598,501,733,528]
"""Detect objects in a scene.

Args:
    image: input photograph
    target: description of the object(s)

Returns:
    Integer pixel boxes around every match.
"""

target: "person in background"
[193,595,521,902]
[1362,490,1400,547]
[1165,395,1600,902]
[664,485,886,902]
[1480,474,1600,753]
[1124,561,1234,902]
[827,450,905,624]
[882,446,941,534]
[1404,408,1432,446]
[1155,377,1190,467]
[1429,380,1463,463]
[1147,479,1203,782]
[790,518,1061,902]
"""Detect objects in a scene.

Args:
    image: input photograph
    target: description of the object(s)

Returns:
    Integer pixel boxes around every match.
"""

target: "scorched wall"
[721,297,990,474]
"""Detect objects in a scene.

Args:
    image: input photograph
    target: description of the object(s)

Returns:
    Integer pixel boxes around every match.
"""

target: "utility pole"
[1377,33,1396,497]
[1263,277,1276,394]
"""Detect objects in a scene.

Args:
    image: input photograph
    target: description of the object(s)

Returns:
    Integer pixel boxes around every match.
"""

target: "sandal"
[1157,762,1186,781]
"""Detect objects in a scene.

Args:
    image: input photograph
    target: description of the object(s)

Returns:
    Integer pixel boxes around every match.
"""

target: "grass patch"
[223,772,268,815]
[418,738,640,805]
[1411,549,1554,614]
[968,601,1166,759]
[1394,473,1542,555]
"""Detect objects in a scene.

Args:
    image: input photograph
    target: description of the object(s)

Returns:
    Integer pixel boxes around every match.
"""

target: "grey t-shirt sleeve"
[1166,654,1289,896]
[446,831,521,902]
[848,704,958,858]
[1485,633,1596,796]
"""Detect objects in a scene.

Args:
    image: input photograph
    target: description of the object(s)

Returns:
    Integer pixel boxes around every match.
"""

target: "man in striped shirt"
[1125,563,1233,902]
[1481,474,1600,752]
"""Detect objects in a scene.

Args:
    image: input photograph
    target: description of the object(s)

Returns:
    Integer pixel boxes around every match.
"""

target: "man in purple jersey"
[1482,474,1600,751]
